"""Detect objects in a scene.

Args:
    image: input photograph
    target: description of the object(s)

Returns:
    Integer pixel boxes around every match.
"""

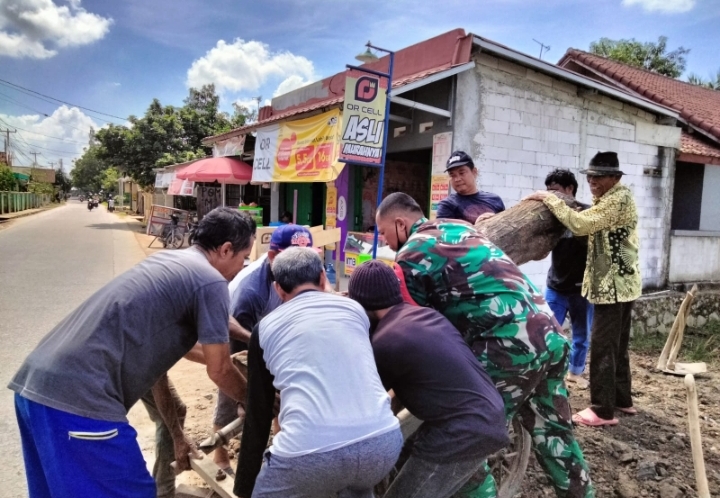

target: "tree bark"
[475,193,579,266]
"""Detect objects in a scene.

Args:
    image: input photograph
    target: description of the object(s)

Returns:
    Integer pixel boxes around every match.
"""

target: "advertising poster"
[339,73,387,165]
[325,186,337,228]
[430,132,453,219]
[252,110,343,183]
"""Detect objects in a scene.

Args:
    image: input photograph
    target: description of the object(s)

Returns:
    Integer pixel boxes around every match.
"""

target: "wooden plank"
[189,455,236,498]
[311,228,342,248]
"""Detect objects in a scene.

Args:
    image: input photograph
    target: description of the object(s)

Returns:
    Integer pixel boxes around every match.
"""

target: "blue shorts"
[14,394,156,498]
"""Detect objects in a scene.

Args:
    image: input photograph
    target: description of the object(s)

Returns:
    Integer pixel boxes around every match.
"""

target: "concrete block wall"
[454,54,671,291]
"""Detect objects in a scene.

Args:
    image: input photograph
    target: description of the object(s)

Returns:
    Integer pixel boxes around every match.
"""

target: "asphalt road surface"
[0,201,145,497]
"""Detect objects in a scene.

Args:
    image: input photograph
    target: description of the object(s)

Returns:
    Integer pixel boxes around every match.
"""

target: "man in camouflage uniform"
[376,193,592,498]
[528,152,640,427]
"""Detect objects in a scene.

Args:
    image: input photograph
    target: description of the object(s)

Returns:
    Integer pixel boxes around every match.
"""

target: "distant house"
[559,50,720,284]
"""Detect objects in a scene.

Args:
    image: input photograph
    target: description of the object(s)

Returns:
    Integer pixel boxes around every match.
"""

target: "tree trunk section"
[475,193,579,266]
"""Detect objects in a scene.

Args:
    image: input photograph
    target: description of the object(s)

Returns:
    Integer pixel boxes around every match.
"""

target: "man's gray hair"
[272,247,324,293]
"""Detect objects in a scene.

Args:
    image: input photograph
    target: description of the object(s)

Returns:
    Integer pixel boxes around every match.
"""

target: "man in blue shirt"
[436,151,505,224]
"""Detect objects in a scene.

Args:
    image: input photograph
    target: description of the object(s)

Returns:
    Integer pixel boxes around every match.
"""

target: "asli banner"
[339,73,387,165]
[252,110,343,183]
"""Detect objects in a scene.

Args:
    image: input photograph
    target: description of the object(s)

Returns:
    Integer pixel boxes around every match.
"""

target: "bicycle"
[162,213,185,249]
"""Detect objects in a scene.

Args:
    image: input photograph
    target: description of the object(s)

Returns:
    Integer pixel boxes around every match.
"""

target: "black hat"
[348,260,403,311]
[445,150,475,172]
[581,151,625,176]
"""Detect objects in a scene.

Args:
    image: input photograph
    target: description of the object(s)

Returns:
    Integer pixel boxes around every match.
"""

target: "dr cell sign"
[340,74,387,165]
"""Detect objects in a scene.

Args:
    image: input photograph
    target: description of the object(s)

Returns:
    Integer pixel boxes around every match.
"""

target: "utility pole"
[59,158,63,172]
[48,161,56,169]
[29,151,41,166]
[1,127,17,166]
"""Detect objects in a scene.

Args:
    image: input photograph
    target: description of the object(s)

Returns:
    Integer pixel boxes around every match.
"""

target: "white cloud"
[186,38,317,94]
[621,0,695,13]
[0,0,112,59]
[273,75,312,97]
[1,105,98,169]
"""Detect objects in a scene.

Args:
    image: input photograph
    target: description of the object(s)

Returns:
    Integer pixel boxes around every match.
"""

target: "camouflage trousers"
[456,328,594,498]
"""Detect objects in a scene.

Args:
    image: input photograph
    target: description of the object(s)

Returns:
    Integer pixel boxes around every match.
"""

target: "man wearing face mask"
[436,151,505,224]
[375,193,593,498]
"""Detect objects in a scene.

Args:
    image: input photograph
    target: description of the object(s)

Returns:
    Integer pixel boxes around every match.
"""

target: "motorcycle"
[186,213,199,246]
[87,200,94,211]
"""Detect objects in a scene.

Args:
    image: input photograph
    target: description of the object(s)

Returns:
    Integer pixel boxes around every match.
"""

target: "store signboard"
[252,110,343,183]
[339,74,387,165]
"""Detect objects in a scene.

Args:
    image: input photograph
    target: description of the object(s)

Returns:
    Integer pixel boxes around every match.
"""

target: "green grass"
[631,319,720,365]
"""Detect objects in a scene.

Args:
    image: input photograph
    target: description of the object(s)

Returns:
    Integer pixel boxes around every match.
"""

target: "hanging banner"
[252,110,343,183]
[167,178,195,196]
[339,74,387,164]
[213,135,246,158]
[325,186,337,228]
[430,132,453,219]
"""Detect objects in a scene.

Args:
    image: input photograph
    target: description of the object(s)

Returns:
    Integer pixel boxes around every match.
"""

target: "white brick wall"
[457,58,670,291]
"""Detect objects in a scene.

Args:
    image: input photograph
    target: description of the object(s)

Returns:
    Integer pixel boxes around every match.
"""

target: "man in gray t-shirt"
[9,207,256,498]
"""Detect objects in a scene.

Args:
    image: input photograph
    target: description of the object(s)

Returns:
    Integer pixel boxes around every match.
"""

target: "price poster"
[325,186,337,228]
[430,175,450,220]
[252,110,344,183]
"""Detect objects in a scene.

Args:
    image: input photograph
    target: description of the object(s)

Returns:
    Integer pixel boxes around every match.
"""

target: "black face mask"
[394,221,409,251]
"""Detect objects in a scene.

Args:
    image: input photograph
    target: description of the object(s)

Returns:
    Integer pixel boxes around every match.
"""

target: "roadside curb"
[0,203,62,221]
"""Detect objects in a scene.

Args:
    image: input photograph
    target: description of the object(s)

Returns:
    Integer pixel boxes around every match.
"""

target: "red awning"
[176,157,252,184]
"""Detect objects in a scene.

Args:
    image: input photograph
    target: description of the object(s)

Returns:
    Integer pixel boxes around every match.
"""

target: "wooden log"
[657,284,698,370]
[475,193,580,266]
[684,374,711,498]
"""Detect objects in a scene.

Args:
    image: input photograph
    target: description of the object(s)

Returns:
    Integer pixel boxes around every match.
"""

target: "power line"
[0,92,50,116]
[13,135,79,156]
[0,117,87,145]
[0,77,127,120]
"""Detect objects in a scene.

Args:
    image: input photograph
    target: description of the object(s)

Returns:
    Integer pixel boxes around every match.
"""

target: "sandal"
[572,408,619,427]
[616,406,637,415]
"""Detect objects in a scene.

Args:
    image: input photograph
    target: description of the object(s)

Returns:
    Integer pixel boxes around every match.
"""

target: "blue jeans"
[15,394,156,498]
[253,428,403,498]
[545,288,594,376]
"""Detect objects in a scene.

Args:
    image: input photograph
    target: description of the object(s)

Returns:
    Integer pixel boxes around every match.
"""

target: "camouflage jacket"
[543,183,641,305]
[395,218,560,354]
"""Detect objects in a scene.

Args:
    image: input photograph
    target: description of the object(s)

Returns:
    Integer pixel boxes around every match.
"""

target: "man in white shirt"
[234,247,402,498]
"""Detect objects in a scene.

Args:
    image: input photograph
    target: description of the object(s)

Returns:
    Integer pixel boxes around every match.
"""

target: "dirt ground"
[128,350,719,498]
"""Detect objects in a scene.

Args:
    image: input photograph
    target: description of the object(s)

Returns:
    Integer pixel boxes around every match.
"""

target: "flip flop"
[616,406,638,415]
[572,408,619,427]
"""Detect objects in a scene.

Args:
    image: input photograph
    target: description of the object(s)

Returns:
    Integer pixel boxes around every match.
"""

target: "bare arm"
[183,343,206,364]
[229,316,252,343]
[151,374,199,473]
[203,343,248,404]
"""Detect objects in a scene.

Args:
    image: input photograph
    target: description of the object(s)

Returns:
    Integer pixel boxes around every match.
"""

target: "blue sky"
[0,0,718,169]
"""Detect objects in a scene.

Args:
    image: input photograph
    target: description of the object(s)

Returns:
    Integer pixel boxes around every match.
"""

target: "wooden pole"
[334,240,341,292]
[685,374,711,498]
[657,284,698,371]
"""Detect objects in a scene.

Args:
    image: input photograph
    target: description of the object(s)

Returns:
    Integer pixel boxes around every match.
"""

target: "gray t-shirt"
[8,248,230,422]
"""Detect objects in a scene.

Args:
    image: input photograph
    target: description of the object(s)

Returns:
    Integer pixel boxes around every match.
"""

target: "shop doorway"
[283,183,325,226]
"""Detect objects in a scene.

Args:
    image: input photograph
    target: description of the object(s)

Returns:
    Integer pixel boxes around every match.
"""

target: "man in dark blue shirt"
[436,150,505,224]
[348,260,509,498]
[544,169,594,389]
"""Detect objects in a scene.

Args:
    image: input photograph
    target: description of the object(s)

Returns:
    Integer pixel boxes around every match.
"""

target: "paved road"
[0,201,146,497]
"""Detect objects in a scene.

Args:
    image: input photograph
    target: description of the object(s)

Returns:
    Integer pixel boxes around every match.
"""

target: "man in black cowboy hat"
[527,151,641,428]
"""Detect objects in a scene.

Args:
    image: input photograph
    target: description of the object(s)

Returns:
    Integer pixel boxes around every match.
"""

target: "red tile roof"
[205,29,473,143]
[679,132,720,164]
[559,49,720,144]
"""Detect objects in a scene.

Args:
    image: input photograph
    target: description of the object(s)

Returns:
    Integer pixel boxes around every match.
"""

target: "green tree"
[687,70,720,90]
[100,167,120,194]
[589,36,689,78]
[94,85,254,188]
[54,168,72,193]
[71,146,109,193]
[0,162,16,191]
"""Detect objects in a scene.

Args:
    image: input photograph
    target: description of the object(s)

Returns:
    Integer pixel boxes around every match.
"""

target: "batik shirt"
[543,183,641,305]
[395,218,560,355]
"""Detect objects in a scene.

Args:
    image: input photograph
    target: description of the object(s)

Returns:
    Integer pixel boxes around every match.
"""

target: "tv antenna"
[533,39,551,60]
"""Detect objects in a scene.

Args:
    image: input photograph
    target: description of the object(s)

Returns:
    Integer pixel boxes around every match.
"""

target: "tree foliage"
[100,168,120,194]
[54,168,72,193]
[0,162,16,191]
[687,70,720,90]
[589,36,689,78]
[71,145,109,193]
[93,85,254,188]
